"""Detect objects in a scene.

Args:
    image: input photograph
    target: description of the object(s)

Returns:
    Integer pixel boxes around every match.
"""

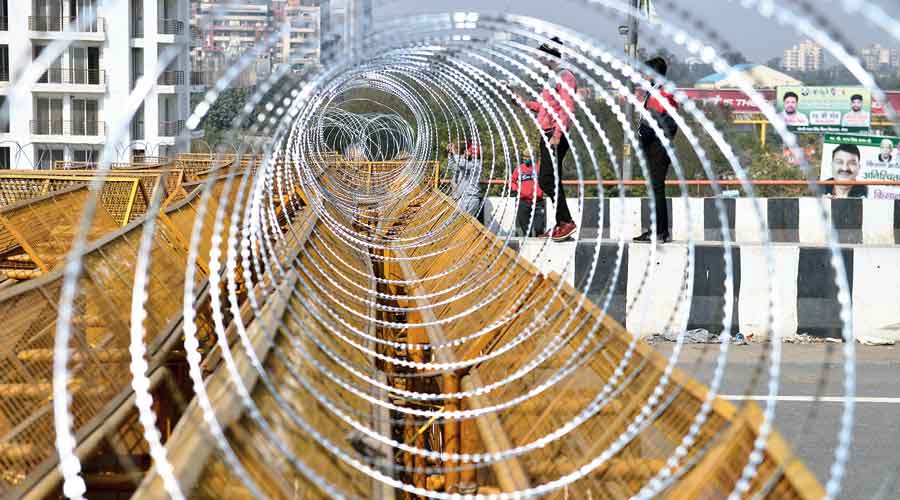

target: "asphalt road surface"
[651,342,900,500]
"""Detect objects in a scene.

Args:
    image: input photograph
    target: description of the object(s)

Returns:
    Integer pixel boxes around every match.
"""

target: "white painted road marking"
[720,395,900,403]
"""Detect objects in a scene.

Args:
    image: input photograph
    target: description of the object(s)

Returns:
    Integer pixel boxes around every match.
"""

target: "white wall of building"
[0,0,191,169]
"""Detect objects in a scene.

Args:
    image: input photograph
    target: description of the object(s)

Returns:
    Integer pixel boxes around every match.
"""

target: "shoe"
[633,231,671,243]
[551,222,577,241]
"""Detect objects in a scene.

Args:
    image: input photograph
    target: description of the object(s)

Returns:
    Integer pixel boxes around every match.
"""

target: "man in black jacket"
[633,57,679,243]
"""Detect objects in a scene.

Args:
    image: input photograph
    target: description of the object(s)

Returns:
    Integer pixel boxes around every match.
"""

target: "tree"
[205,87,250,131]
[722,51,750,66]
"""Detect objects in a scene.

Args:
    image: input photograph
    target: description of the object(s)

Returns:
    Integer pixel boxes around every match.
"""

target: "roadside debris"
[648,328,748,345]
[856,336,896,346]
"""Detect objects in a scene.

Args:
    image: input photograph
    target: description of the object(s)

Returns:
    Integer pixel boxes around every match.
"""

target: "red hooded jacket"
[510,160,543,201]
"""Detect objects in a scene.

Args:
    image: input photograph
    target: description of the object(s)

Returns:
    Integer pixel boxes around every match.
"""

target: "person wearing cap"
[447,141,482,217]
[509,150,546,237]
[633,56,679,244]
[514,37,578,241]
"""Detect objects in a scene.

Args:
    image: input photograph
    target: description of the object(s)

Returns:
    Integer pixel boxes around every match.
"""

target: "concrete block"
[738,245,799,341]
[671,197,704,243]
[852,247,900,342]
[798,197,831,245]
[519,239,576,286]
[862,198,894,245]
[626,243,691,338]
[735,197,767,244]
[484,196,517,237]
[608,197,641,242]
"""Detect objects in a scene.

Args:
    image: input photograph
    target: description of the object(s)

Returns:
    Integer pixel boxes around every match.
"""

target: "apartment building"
[0,0,196,169]
[860,43,900,73]
[276,0,330,70]
[782,40,824,72]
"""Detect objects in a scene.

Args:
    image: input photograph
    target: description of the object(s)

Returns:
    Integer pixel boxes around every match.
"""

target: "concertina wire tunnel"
[1,1,899,499]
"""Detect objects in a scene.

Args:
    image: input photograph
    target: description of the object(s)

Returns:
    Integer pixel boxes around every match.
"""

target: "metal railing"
[158,70,185,86]
[30,120,105,136]
[470,178,900,198]
[0,16,7,31]
[0,67,8,82]
[158,18,184,35]
[159,120,184,136]
[36,68,105,85]
[28,16,105,33]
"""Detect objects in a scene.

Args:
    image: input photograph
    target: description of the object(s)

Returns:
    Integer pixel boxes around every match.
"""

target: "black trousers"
[641,136,672,234]
[538,130,573,226]
[516,198,546,237]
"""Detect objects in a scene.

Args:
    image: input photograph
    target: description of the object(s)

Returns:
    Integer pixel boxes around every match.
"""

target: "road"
[651,342,900,500]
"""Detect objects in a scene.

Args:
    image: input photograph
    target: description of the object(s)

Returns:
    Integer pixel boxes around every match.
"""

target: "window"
[70,46,100,84]
[0,44,8,81]
[72,98,99,135]
[36,147,64,169]
[33,44,62,83]
[71,0,98,32]
[73,148,97,163]
[0,0,8,31]
[131,0,143,37]
[131,48,143,88]
[34,97,63,134]
[32,0,64,31]
[0,96,8,133]
[0,147,10,169]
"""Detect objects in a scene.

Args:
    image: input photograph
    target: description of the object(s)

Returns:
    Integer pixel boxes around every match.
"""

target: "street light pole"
[622,0,640,191]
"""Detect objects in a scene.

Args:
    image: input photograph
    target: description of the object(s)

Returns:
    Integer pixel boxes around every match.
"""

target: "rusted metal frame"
[365,220,397,500]
[0,214,50,272]
[17,367,174,500]
[393,251,531,493]
[554,277,823,496]
[131,269,301,498]
[121,179,141,225]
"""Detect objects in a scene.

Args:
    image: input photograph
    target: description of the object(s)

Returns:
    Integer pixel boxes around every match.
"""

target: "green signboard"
[776,86,871,133]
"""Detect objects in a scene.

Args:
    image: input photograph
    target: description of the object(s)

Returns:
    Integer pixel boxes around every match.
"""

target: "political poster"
[820,133,900,199]
[776,86,871,133]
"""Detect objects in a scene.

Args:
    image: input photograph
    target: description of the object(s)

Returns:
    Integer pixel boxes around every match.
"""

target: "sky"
[334,0,900,65]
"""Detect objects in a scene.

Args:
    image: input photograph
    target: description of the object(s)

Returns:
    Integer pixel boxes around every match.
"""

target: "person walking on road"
[633,57,679,244]
[446,141,482,217]
[515,37,578,242]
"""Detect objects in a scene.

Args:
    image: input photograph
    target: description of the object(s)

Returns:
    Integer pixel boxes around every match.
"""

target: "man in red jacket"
[633,57,679,243]
[510,151,545,236]
[515,37,578,242]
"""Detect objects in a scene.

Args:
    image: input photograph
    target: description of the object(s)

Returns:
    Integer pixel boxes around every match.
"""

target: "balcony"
[158,70,185,86]
[158,18,184,36]
[35,68,106,90]
[31,120,106,137]
[158,120,184,137]
[28,16,106,33]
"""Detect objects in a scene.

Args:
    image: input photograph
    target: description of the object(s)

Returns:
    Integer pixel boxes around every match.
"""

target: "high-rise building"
[276,0,331,70]
[0,0,196,169]
[346,0,372,55]
[860,44,900,73]
[782,40,823,72]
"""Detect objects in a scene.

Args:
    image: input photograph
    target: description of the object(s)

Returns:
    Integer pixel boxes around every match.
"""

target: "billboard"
[820,133,900,199]
[680,89,900,117]
[776,86,871,133]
